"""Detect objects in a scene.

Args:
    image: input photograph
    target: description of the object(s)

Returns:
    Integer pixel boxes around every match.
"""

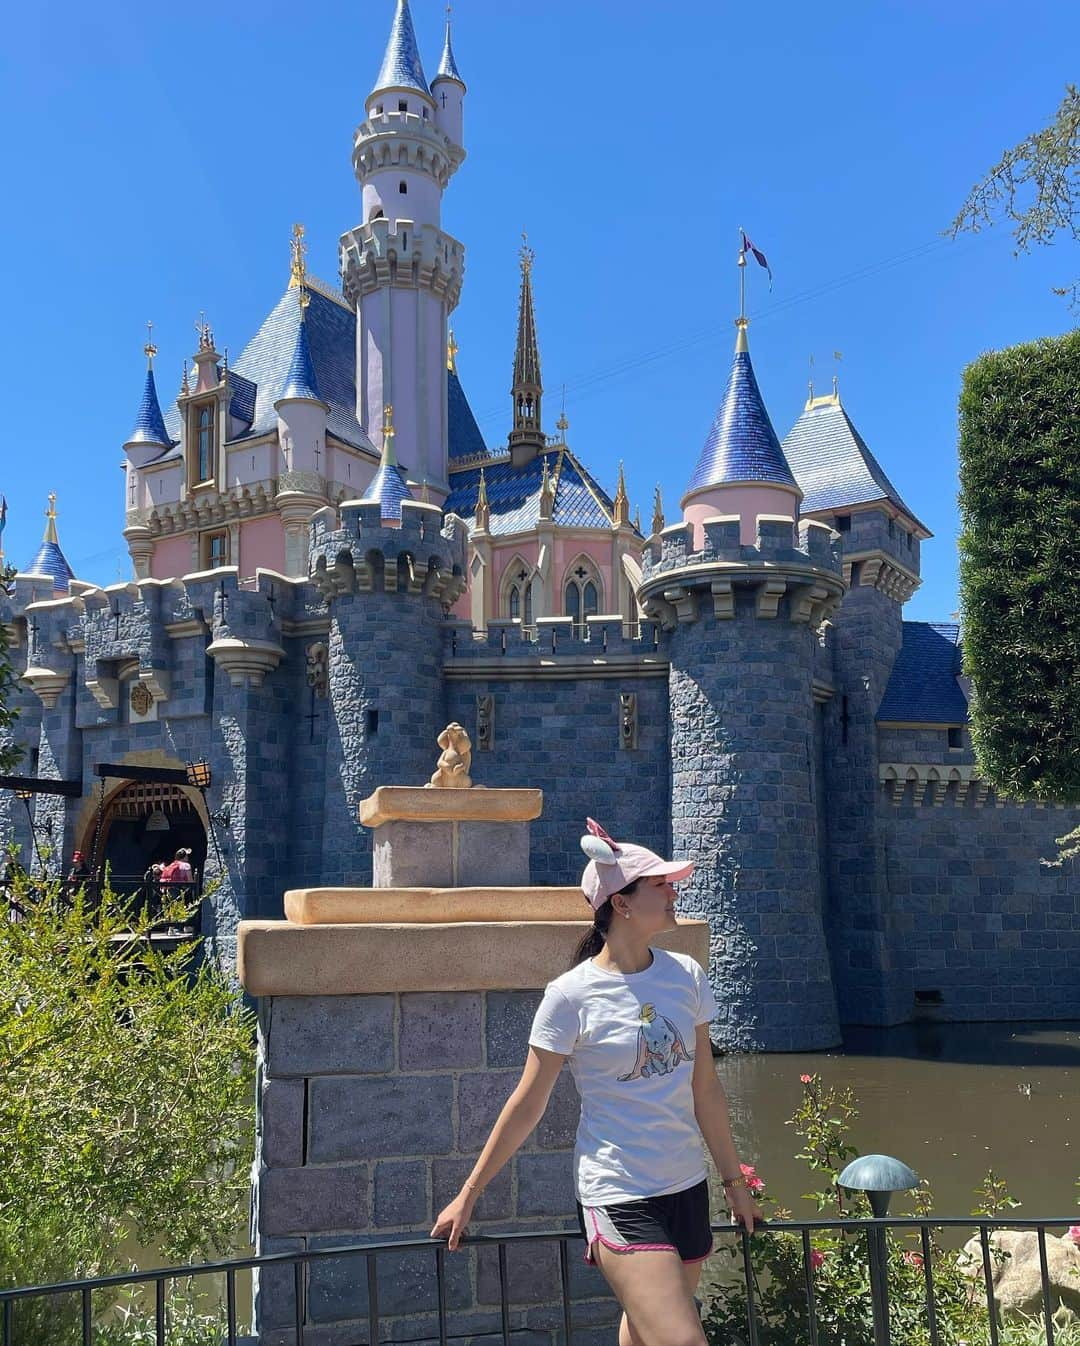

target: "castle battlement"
[339,217,464,307]
[443,613,664,664]
[308,500,467,605]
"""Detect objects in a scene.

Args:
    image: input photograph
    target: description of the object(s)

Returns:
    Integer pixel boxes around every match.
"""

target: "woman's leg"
[617,1259,704,1346]
[594,1245,706,1346]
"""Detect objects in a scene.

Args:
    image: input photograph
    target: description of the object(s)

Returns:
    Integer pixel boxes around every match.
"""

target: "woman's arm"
[431,1044,567,1250]
[690,1022,763,1233]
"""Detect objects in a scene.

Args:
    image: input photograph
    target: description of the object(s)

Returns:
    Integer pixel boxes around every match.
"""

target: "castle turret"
[641,318,846,1052]
[430,9,465,151]
[508,237,544,468]
[22,493,75,597]
[340,0,465,499]
[359,405,414,525]
[274,278,331,576]
[681,318,802,546]
[781,381,929,1024]
[123,328,172,468]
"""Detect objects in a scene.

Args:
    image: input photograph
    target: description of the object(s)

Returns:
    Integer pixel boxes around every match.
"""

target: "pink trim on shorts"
[582,1208,678,1265]
[681,1240,715,1265]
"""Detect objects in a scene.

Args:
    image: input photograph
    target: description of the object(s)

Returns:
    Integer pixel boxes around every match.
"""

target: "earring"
[624,912,630,919]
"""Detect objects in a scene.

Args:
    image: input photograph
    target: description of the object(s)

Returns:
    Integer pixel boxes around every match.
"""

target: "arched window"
[502,558,534,624]
[564,558,603,634]
[197,405,215,482]
[399,180,408,194]
[509,586,520,621]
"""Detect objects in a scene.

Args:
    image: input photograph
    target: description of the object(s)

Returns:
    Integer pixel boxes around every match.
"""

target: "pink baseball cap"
[579,818,694,911]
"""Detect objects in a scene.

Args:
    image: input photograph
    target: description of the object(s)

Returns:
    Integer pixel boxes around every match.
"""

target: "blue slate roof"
[446,448,620,535]
[127,367,172,448]
[433,19,465,87]
[372,0,430,98]
[684,331,798,500]
[158,284,373,461]
[360,461,414,522]
[782,397,928,531]
[24,539,74,592]
[448,368,487,461]
[277,317,324,405]
[877,622,969,724]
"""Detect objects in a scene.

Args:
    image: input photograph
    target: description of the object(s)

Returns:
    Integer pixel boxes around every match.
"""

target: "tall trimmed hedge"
[958,328,1080,802]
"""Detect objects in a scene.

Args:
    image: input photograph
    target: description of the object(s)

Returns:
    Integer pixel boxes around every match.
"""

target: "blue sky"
[0,0,1076,621]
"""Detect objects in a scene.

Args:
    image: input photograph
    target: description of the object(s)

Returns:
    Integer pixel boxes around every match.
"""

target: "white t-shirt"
[528,947,719,1205]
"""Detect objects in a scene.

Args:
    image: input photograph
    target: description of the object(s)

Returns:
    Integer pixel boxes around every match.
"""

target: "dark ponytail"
[570,879,641,967]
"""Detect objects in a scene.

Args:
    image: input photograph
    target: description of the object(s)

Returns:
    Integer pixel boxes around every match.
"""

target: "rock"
[958,1230,1080,1321]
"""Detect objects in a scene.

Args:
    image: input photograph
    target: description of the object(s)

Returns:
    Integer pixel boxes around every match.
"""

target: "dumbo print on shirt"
[617,1003,695,1081]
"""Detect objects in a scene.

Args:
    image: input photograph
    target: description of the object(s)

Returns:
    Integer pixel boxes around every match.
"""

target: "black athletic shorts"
[575,1178,713,1265]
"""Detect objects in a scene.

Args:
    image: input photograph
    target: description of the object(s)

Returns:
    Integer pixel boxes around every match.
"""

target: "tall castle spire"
[509,234,544,468]
[371,0,430,100]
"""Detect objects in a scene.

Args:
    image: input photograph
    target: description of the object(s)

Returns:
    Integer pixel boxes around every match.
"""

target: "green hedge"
[958,328,1080,803]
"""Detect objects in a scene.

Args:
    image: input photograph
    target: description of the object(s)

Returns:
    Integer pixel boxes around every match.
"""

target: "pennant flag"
[740,231,773,286]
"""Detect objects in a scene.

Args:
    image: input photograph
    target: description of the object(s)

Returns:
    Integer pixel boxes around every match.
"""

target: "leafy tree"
[950,84,1080,308]
[957,329,1080,857]
[0,872,256,1343]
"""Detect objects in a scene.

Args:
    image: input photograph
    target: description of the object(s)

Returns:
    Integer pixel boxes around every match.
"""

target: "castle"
[1,0,1077,1051]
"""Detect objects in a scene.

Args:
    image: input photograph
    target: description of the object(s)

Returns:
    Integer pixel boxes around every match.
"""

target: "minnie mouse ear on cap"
[579,817,694,911]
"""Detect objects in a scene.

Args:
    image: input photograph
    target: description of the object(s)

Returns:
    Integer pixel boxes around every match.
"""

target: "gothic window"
[523,582,533,626]
[509,586,520,621]
[128,473,137,508]
[203,530,228,569]
[503,559,534,624]
[564,558,603,634]
[196,404,215,483]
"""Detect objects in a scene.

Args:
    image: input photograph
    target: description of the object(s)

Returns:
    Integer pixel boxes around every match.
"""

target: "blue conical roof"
[127,367,172,449]
[372,0,430,98]
[276,318,324,405]
[683,324,798,502]
[361,461,414,522]
[433,18,465,88]
[24,503,74,593]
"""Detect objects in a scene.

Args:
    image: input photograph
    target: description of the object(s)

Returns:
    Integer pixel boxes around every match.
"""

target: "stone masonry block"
[260,1077,305,1167]
[485,990,543,1067]
[308,1075,454,1161]
[477,1236,562,1306]
[265,996,395,1077]
[253,1236,305,1330]
[372,820,454,888]
[457,1070,519,1152]
[373,1159,429,1227]
[516,1152,577,1218]
[307,1232,473,1324]
[432,1156,513,1221]
[259,1165,368,1235]
[399,992,483,1070]
[455,820,531,885]
[535,1069,580,1150]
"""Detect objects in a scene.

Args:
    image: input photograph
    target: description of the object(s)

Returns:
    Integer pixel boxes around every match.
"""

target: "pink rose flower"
[1067,1226,1080,1246]
[810,1249,826,1270]
[800,1073,813,1084]
[740,1163,756,1176]
[747,1176,765,1194]
[903,1251,924,1268]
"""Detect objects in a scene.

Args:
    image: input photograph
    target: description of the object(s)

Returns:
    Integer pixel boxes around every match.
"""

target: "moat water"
[715,1018,1080,1226]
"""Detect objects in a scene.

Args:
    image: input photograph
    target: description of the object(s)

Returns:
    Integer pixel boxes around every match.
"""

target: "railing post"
[867,1223,891,1346]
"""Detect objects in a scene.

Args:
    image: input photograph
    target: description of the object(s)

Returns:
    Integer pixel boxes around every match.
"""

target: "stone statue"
[426,722,473,789]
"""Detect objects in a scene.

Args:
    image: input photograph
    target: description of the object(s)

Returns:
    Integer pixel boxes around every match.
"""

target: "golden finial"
[633,505,642,532]
[144,320,158,370]
[420,478,431,504]
[519,230,534,276]
[44,491,59,544]
[195,313,214,351]
[475,466,490,531]
[381,404,396,463]
[540,455,551,494]
[289,223,308,290]
[556,383,568,439]
[613,460,629,526]
[179,359,189,397]
[477,466,488,507]
[652,484,665,536]
[447,328,459,373]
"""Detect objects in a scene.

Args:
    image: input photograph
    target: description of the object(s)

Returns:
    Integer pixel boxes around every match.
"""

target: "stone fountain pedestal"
[240,731,711,1344]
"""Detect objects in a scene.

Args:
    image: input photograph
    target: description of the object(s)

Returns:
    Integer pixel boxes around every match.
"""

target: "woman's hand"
[727,1184,764,1235]
[431,1190,475,1252]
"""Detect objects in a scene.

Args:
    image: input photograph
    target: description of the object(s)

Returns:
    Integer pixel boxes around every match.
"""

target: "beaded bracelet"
[720,1175,747,1191]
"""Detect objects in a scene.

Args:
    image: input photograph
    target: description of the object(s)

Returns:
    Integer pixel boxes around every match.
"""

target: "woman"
[432,819,763,1346]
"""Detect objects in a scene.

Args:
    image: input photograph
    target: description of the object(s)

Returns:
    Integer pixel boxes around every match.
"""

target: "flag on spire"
[740,232,772,286]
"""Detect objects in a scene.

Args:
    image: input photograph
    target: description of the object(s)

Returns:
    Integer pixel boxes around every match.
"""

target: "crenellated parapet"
[339,217,464,310]
[308,500,467,608]
[638,514,845,629]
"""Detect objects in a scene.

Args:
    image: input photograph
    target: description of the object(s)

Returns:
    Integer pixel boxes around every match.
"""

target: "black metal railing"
[2,876,202,935]
[1,1215,1076,1346]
